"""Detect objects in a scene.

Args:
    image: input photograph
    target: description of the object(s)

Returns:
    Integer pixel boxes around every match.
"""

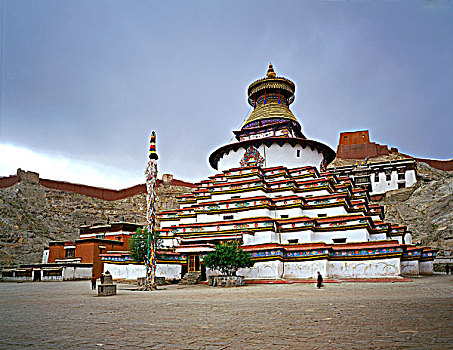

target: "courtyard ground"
[0,275,452,349]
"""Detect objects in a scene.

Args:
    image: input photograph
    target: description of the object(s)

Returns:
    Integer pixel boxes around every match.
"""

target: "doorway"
[188,255,200,272]
[33,270,41,282]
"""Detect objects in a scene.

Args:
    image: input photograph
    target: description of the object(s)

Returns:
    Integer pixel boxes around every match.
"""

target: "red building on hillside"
[46,222,142,278]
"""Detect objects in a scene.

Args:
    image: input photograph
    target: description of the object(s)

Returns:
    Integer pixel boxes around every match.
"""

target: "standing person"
[91,274,96,290]
[446,264,451,275]
[100,273,105,284]
[317,271,323,289]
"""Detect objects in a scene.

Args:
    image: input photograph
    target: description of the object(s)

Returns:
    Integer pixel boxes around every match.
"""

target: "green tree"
[128,227,163,263]
[202,241,254,276]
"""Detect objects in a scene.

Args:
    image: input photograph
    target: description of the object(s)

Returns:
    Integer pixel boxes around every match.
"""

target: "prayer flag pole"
[144,131,158,290]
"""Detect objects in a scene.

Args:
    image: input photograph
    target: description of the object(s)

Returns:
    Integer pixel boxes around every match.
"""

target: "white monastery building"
[103,65,436,281]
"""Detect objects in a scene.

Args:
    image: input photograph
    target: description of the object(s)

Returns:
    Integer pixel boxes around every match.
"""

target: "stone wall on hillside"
[0,169,196,201]
[0,179,194,267]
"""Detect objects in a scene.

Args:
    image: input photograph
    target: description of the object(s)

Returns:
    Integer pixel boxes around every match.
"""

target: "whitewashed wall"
[237,260,283,279]
[327,258,401,278]
[280,230,313,244]
[104,263,145,280]
[371,169,417,195]
[242,230,279,245]
[302,206,347,218]
[283,259,327,279]
[41,272,63,282]
[419,261,434,275]
[156,264,182,280]
[62,266,92,280]
[400,261,420,275]
[103,263,182,280]
[210,189,267,202]
[42,249,49,264]
[217,143,324,172]
[404,233,413,244]
[311,228,369,244]
[369,233,388,241]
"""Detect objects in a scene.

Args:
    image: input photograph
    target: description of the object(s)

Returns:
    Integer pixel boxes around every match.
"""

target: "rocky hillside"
[0,179,192,268]
[379,162,453,249]
[1,158,451,268]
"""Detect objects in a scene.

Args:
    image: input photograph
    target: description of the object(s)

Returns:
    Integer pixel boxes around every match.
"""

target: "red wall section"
[400,153,453,172]
[39,179,147,201]
[337,143,389,159]
[48,243,66,262]
[339,131,370,145]
[0,174,19,188]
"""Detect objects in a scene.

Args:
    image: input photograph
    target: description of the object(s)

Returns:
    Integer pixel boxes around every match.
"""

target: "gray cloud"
[1,0,452,184]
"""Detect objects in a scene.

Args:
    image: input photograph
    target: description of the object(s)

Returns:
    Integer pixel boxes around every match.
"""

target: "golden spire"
[266,63,276,78]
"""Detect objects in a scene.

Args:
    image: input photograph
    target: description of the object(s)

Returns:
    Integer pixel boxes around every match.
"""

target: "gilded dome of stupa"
[243,64,299,128]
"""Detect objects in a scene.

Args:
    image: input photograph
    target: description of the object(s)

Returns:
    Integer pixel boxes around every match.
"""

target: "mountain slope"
[0,180,190,267]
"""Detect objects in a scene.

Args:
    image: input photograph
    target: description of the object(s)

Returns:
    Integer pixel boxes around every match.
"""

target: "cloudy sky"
[0,1,452,188]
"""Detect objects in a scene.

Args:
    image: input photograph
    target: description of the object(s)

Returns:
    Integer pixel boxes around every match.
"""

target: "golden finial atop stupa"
[266,63,276,78]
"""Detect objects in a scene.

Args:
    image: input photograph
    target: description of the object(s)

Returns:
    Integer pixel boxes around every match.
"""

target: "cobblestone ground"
[0,275,452,349]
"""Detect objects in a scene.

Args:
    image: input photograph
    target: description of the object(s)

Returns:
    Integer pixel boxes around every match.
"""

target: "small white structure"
[327,159,417,196]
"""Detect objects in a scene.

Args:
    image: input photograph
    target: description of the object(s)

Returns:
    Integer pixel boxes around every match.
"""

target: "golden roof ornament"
[266,63,276,78]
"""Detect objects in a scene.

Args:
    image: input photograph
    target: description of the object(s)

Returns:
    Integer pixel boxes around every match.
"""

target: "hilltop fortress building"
[102,65,436,280]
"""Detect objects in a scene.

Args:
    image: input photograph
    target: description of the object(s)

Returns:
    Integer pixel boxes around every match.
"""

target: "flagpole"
[144,131,158,290]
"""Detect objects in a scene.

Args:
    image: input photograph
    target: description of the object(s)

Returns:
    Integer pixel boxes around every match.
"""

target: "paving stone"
[0,275,452,349]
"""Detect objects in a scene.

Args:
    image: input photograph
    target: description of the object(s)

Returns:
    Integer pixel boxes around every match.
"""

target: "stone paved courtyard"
[0,275,452,349]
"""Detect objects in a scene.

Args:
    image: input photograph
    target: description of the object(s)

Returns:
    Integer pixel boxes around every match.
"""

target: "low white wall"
[2,276,33,282]
[283,259,327,279]
[104,263,182,280]
[401,260,420,275]
[419,261,434,275]
[42,274,63,282]
[62,266,92,280]
[238,260,283,279]
[104,263,145,280]
[327,258,401,278]
[156,264,181,280]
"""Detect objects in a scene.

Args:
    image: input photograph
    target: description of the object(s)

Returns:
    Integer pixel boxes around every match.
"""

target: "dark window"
[16,270,32,277]
[231,195,240,199]
[332,238,347,244]
[65,248,75,258]
[43,270,62,277]
[398,182,405,189]
[356,177,370,184]
[280,215,289,219]
[398,173,405,180]
[374,173,379,182]
[223,215,234,220]
[317,213,327,217]
[386,173,391,181]
[296,150,301,157]
[288,239,299,244]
